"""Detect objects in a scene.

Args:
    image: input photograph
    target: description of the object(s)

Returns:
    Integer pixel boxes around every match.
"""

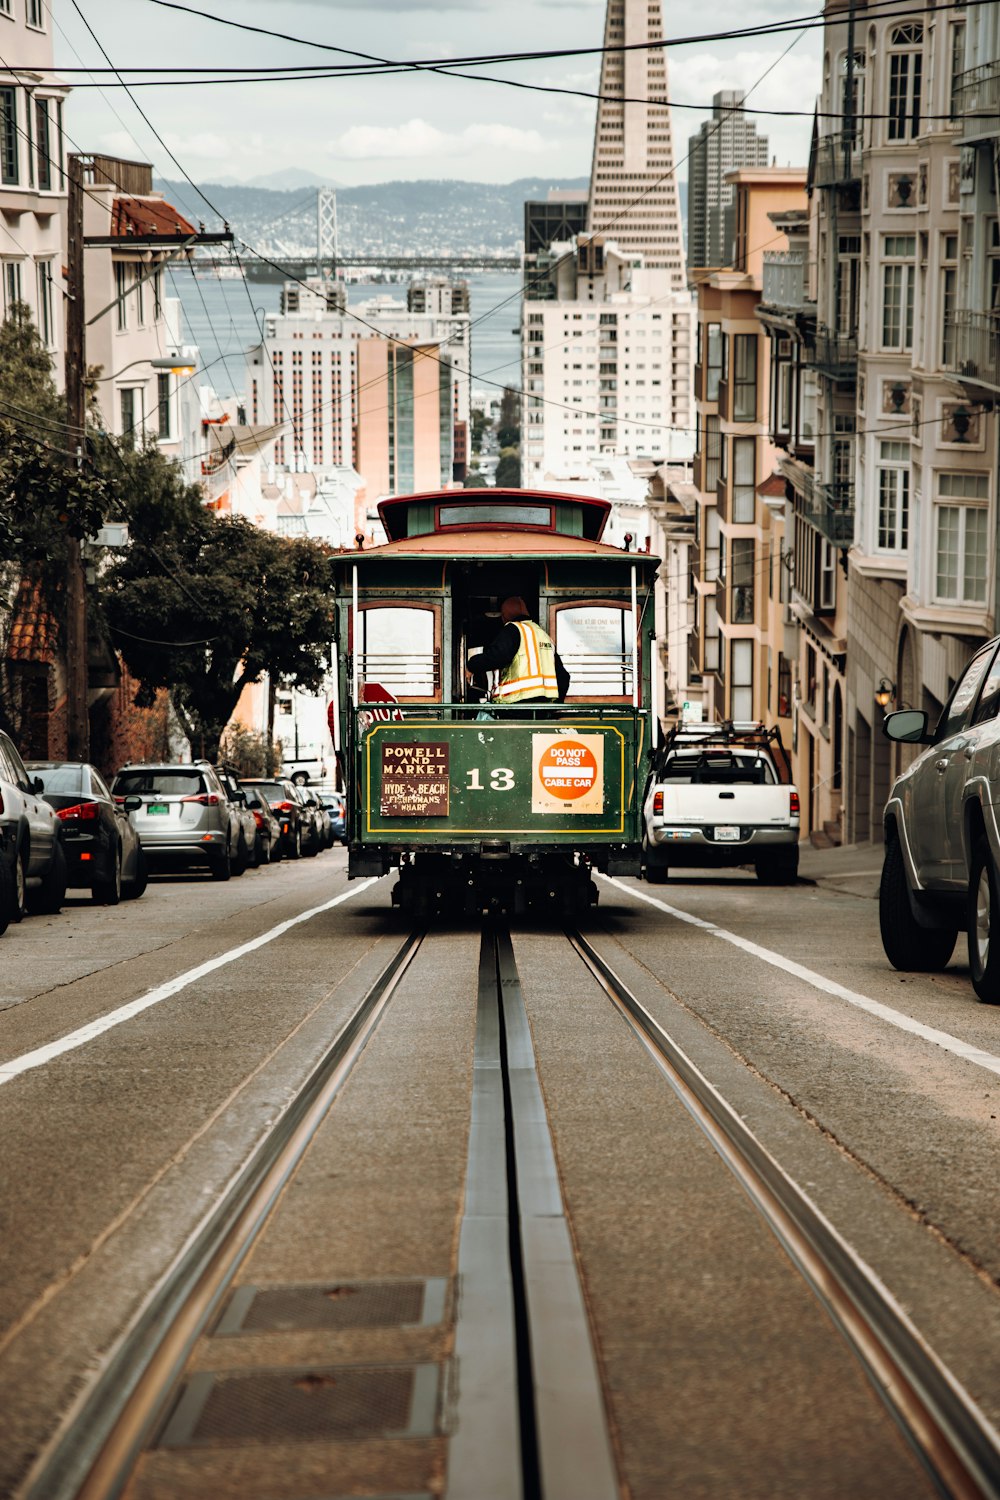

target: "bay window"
[877,441,909,551]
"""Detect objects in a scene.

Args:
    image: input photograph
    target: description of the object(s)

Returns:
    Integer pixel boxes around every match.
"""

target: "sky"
[53,0,822,192]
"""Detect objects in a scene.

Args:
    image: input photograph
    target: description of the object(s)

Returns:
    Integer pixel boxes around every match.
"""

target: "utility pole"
[64,153,89,762]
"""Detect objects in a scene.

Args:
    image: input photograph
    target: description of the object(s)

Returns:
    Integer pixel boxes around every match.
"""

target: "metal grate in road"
[214,1279,448,1336]
[157,1363,440,1448]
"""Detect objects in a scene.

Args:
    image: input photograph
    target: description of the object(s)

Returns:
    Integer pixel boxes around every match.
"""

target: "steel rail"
[24,930,425,1500]
[568,928,1000,1500]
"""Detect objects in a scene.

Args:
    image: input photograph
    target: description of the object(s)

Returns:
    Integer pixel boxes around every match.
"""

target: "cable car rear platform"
[347,703,646,917]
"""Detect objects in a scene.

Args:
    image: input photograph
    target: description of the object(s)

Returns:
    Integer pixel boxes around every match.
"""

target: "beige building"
[0,4,69,359]
[688,170,808,768]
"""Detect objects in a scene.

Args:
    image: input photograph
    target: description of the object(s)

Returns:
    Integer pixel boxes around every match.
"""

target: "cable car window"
[438,503,552,529]
[359,605,440,699]
[554,604,634,698]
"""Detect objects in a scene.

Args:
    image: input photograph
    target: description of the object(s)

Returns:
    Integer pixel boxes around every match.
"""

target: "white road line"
[604,876,1000,1081]
[0,880,377,1088]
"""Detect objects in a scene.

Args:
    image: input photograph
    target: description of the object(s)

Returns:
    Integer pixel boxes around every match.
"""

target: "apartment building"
[689,169,807,755]
[687,92,770,273]
[0,3,69,360]
[247,281,470,496]
[521,235,693,479]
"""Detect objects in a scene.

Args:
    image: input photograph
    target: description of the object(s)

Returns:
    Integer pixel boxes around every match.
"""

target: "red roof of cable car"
[376,487,612,542]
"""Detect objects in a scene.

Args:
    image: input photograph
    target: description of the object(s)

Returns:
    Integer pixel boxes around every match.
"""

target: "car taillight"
[275,800,294,812]
[653,790,663,816]
[789,790,800,816]
[181,793,220,806]
[252,810,265,829]
[57,801,100,821]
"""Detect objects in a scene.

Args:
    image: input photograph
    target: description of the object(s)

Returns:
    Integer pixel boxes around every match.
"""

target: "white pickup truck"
[642,722,800,886]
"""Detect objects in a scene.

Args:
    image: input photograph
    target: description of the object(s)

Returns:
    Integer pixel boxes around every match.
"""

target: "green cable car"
[331,488,660,917]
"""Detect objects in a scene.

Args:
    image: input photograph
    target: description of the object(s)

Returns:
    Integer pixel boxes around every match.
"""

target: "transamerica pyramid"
[586,0,687,287]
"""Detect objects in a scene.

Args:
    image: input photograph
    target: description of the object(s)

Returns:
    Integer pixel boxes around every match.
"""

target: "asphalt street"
[0,843,998,1498]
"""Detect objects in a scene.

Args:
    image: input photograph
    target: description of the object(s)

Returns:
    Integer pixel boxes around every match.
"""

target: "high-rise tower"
[687,91,769,271]
[586,0,686,288]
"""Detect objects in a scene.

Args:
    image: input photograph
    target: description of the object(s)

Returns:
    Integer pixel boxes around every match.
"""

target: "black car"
[240,778,308,859]
[28,761,147,904]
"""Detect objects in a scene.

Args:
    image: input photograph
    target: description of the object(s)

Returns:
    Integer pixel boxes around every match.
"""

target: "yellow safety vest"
[494,621,560,703]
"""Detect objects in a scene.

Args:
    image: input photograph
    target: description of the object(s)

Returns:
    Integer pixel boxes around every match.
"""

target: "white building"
[521,236,693,480]
[0,6,69,360]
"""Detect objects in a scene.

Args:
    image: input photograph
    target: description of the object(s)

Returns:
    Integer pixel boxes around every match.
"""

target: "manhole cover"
[215,1280,447,1337]
[157,1363,439,1449]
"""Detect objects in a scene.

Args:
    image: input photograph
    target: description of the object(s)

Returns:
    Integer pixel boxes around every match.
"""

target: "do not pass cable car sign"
[531,732,604,815]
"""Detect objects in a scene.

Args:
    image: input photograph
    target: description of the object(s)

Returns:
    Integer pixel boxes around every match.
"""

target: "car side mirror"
[31,775,44,794]
[882,708,931,744]
[124,795,143,812]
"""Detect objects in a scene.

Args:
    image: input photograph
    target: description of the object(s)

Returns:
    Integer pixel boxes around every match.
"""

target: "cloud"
[330,118,548,160]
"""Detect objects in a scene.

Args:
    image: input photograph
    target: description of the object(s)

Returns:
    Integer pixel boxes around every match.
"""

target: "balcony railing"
[799,476,855,548]
[953,62,1000,137]
[761,249,809,310]
[947,309,1000,395]
[813,135,861,189]
[807,326,858,380]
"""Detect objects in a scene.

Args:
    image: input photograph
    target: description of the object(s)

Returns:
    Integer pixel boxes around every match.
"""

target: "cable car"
[330,488,660,916]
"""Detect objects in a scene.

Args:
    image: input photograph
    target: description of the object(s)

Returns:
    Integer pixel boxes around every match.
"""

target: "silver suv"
[880,637,1000,1002]
[112,761,246,881]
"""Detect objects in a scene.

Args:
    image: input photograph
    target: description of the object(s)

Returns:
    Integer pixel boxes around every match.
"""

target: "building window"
[35,259,53,346]
[35,97,50,190]
[888,24,923,141]
[777,653,792,717]
[3,259,22,316]
[732,538,755,623]
[732,435,756,522]
[731,638,754,721]
[882,236,916,351]
[120,387,137,448]
[114,261,128,330]
[26,0,44,26]
[819,538,836,611]
[134,264,145,326]
[934,472,989,604]
[157,373,171,440]
[704,415,722,491]
[705,322,722,400]
[835,237,860,334]
[877,440,910,551]
[732,334,757,420]
[948,22,965,120]
[988,219,1000,313]
[705,506,720,583]
[0,87,17,185]
[832,413,855,493]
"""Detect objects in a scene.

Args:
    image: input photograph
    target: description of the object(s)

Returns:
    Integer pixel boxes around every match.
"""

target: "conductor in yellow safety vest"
[466,596,570,704]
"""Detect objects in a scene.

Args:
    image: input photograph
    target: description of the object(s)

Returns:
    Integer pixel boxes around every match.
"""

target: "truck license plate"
[715,826,740,841]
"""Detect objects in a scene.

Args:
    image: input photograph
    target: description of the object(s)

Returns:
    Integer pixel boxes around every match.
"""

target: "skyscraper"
[585,0,686,287]
[687,92,769,271]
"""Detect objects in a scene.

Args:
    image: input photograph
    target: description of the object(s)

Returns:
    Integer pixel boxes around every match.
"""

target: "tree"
[497,385,521,449]
[495,447,521,489]
[102,449,335,760]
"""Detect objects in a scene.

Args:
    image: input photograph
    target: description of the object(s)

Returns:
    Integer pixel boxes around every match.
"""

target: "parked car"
[279,753,329,786]
[27,761,147,904]
[297,785,332,850]
[880,638,1000,1003]
[642,721,800,885]
[111,761,246,880]
[316,789,346,845]
[241,786,283,863]
[292,784,324,856]
[240,778,308,859]
[215,766,262,869]
[0,729,67,929]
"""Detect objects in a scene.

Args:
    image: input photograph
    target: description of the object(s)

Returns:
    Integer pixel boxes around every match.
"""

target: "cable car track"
[567,926,1000,1500]
[21,915,1000,1500]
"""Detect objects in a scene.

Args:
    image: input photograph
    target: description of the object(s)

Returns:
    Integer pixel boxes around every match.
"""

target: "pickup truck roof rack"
[654,719,792,783]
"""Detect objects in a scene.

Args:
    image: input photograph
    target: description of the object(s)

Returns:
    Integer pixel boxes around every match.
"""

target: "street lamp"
[875,677,895,710]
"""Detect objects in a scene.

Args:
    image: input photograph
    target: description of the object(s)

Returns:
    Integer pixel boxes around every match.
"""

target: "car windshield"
[30,765,86,795]
[114,770,207,796]
[659,752,775,786]
[243,781,288,805]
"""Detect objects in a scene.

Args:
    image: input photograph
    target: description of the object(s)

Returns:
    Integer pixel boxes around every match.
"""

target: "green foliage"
[103,462,335,759]
[497,385,521,449]
[494,448,521,489]
[219,720,275,778]
[0,306,108,568]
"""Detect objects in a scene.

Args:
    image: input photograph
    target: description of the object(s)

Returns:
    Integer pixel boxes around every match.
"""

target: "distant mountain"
[154,176,592,257]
